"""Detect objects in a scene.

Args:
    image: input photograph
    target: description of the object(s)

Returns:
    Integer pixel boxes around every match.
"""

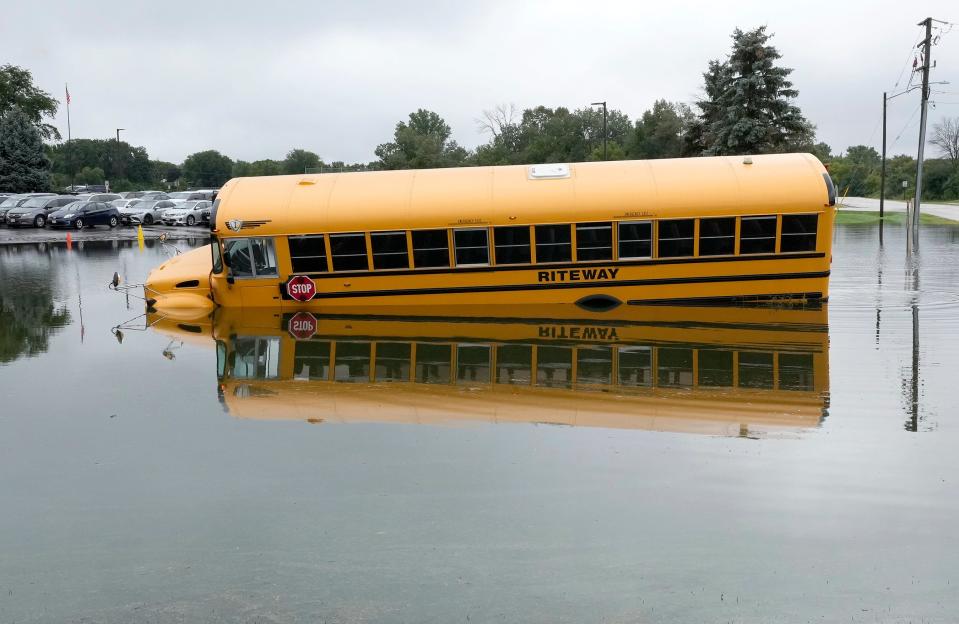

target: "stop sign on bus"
[286,275,317,302]
[288,312,318,340]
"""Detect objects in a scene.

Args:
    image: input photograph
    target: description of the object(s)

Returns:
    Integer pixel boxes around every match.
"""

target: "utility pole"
[880,92,887,222]
[912,17,933,248]
[591,101,607,160]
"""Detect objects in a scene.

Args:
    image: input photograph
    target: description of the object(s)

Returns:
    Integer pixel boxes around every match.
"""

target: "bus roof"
[213,153,831,237]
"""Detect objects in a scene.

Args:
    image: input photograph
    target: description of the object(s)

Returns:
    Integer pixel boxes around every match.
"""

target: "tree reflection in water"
[0,247,71,363]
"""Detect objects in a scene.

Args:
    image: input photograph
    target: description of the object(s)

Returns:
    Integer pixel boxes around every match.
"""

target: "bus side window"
[699,217,736,256]
[780,214,818,252]
[289,235,328,273]
[740,216,777,254]
[618,221,651,259]
[454,228,489,266]
[576,222,613,261]
[371,231,410,270]
[493,225,531,265]
[658,220,694,257]
[535,224,572,263]
[330,233,369,271]
[411,229,450,268]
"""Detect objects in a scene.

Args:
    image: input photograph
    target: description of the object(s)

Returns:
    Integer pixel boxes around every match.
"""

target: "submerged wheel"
[144,214,154,226]
[34,214,46,228]
[74,218,84,230]
[186,215,195,226]
[109,216,118,228]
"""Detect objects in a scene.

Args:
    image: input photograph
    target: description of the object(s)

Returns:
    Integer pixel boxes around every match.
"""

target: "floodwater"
[1,223,957,623]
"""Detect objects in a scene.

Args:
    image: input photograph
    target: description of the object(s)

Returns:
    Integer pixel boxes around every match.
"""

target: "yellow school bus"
[144,154,836,312]
[150,304,830,437]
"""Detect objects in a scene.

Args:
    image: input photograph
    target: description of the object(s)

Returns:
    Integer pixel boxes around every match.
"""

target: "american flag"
[65,84,71,105]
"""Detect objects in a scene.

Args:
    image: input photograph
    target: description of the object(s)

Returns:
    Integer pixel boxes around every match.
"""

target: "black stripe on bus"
[298,271,830,300]
[296,251,826,280]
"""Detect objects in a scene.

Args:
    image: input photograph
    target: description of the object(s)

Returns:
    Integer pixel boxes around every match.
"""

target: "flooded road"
[1,224,958,623]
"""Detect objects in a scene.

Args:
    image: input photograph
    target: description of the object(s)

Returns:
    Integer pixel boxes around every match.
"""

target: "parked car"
[118,191,145,199]
[162,200,211,226]
[5,195,78,228]
[167,191,213,202]
[47,201,121,229]
[0,193,56,224]
[111,198,143,211]
[119,199,176,225]
[139,191,170,200]
[74,193,121,203]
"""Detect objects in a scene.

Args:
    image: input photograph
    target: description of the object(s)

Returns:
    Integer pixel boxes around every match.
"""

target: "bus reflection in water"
[153,304,829,438]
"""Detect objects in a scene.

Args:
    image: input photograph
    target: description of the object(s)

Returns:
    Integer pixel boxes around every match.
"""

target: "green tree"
[627,100,693,159]
[375,109,468,169]
[575,107,631,160]
[151,160,181,187]
[283,149,322,174]
[0,64,60,140]
[0,107,51,192]
[697,27,814,155]
[181,150,233,187]
[48,138,153,185]
[77,166,105,185]
[249,159,282,176]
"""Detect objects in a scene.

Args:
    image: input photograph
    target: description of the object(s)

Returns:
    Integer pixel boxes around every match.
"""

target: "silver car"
[119,199,176,225]
[5,195,78,228]
[0,193,56,224]
[161,200,211,226]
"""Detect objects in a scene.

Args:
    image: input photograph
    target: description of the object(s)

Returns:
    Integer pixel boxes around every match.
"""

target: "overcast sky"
[4,0,957,164]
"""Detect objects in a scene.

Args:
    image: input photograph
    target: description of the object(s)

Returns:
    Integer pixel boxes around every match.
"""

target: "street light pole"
[591,101,607,160]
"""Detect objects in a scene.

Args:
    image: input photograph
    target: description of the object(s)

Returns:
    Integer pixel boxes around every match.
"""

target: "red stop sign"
[288,312,318,340]
[286,275,317,302]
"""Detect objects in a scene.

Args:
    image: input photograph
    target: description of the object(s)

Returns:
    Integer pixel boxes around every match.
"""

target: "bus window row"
[287,214,820,274]
[268,340,818,392]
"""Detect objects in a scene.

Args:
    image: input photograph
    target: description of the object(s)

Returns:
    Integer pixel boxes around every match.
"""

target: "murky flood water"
[1,224,958,623]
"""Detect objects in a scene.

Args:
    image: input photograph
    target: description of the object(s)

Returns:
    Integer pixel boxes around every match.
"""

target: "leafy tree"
[0,64,60,140]
[375,109,467,169]
[48,138,154,185]
[283,149,322,174]
[627,100,693,159]
[575,107,631,159]
[0,107,51,192]
[696,27,814,155]
[151,160,181,186]
[251,159,282,176]
[77,166,105,185]
[181,150,233,187]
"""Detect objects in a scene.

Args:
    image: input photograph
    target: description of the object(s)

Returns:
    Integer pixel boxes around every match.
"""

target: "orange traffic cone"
[66,232,72,250]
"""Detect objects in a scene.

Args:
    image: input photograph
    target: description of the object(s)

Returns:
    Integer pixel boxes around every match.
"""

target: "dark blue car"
[47,201,121,229]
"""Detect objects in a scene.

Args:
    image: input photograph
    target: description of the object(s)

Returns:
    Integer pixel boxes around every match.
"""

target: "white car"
[119,199,176,225]
[162,200,211,226]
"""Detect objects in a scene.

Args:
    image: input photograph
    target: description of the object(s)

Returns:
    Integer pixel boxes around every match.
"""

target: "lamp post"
[591,101,607,160]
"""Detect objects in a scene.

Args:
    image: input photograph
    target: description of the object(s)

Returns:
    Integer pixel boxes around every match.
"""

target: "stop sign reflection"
[288,312,318,340]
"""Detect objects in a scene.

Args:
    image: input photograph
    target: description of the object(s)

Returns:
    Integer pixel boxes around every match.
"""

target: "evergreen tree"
[697,27,814,155]
[0,106,51,192]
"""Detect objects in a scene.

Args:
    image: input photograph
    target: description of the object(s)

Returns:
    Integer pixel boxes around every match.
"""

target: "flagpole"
[65,83,71,142]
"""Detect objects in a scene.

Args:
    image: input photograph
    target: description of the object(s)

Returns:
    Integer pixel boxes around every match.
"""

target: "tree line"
[2,27,958,200]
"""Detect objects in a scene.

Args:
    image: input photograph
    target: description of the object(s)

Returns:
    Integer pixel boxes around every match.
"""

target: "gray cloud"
[4,0,956,164]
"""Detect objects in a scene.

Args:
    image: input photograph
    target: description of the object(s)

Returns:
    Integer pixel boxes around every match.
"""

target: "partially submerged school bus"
[145,153,836,311]
[149,304,830,437]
